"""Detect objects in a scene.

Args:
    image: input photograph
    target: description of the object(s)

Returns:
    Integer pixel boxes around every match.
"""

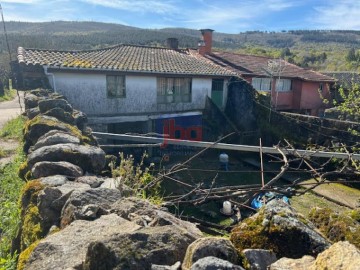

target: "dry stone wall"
[13,89,360,270]
[15,89,207,270]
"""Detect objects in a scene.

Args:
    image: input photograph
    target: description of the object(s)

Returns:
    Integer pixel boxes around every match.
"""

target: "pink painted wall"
[246,76,331,115]
[299,82,331,114]
[271,91,293,110]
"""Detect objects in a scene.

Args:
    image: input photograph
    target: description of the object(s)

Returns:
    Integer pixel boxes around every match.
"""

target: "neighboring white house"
[16,40,236,134]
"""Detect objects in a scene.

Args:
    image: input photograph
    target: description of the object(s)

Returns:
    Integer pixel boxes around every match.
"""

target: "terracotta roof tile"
[17,45,236,77]
[203,51,335,82]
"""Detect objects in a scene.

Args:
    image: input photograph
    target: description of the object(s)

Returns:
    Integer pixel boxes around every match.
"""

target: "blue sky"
[1,0,360,33]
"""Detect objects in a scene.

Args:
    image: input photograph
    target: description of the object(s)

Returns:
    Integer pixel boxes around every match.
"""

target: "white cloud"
[178,0,299,30]
[1,0,43,3]
[311,1,360,29]
[265,0,300,11]
[80,0,177,14]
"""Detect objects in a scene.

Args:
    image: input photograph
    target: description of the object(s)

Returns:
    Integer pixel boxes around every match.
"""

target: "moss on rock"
[308,207,360,249]
[18,161,29,181]
[23,115,83,152]
[17,240,40,270]
[19,180,45,251]
[230,201,330,259]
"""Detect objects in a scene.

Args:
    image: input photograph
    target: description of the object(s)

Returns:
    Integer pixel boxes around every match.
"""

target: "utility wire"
[0,3,11,63]
[0,2,22,112]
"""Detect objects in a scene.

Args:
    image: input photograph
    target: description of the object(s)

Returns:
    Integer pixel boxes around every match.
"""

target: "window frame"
[252,77,272,91]
[106,75,126,98]
[275,78,292,92]
[157,77,192,104]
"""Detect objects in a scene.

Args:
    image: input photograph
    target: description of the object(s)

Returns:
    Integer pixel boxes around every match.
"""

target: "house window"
[252,78,271,91]
[107,75,126,98]
[275,79,292,92]
[157,77,191,104]
[319,83,324,92]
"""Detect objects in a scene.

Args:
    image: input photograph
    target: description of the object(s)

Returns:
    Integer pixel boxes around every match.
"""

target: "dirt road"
[0,92,24,129]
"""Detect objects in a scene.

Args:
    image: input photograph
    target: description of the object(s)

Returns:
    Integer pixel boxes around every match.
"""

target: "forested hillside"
[1,21,359,82]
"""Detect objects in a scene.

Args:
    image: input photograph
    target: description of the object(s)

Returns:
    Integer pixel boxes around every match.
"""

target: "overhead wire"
[0,2,22,112]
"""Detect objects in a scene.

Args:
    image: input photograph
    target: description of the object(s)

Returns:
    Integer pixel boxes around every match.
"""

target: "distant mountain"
[0,21,359,77]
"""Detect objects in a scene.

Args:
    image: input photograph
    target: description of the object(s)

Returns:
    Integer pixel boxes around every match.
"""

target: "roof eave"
[44,65,235,77]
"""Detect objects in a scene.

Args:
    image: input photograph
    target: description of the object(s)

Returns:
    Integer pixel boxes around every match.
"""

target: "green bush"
[110,152,161,203]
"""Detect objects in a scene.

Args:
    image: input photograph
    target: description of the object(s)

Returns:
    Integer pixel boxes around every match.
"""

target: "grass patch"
[0,116,26,140]
[0,115,26,270]
[0,89,16,102]
[0,147,6,158]
[0,146,26,269]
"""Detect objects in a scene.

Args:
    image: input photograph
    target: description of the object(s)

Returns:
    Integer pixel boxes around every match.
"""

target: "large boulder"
[24,93,44,110]
[31,161,84,178]
[37,179,90,233]
[190,257,245,270]
[33,130,81,151]
[23,115,83,152]
[270,242,360,270]
[38,98,73,113]
[270,256,315,270]
[182,237,239,270]
[25,213,199,270]
[26,107,40,120]
[241,249,277,270]
[310,241,360,270]
[38,175,69,187]
[75,175,106,188]
[83,225,199,270]
[43,107,75,124]
[60,188,122,227]
[230,200,330,259]
[27,143,106,173]
[24,214,140,270]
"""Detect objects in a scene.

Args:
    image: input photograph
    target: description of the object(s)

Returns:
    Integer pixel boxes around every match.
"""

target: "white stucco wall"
[51,72,216,116]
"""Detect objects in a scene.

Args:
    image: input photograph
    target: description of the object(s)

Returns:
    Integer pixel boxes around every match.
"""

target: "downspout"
[43,65,57,92]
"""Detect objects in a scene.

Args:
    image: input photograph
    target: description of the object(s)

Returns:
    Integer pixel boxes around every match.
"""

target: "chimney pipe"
[198,29,214,56]
[166,38,179,50]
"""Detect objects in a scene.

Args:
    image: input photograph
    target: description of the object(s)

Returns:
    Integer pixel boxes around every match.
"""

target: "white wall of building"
[51,72,217,116]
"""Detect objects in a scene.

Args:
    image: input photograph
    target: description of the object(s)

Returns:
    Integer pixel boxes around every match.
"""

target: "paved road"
[0,92,24,129]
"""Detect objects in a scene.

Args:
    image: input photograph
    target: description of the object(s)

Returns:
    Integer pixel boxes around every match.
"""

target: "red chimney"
[198,29,214,56]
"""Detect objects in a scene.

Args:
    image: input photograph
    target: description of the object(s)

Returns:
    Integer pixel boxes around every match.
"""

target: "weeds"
[0,116,26,140]
[0,89,16,102]
[0,146,25,269]
[110,152,162,203]
[0,115,26,270]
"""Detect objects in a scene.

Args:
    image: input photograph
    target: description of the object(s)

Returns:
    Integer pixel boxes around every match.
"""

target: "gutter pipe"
[43,65,57,92]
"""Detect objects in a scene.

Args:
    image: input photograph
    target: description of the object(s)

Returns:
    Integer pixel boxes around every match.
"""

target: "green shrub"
[110,152,161,203]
